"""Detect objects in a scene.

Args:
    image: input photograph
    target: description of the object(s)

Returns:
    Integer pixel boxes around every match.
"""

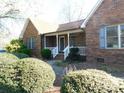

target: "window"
[27,37,35,49]
[106,26,118,48]
[120,25,124,47]
[100,24,124,49]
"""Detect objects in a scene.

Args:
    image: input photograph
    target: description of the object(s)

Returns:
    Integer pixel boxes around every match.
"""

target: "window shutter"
[27,39,30,49]
[32,38,36,49]
[99,27,106,49]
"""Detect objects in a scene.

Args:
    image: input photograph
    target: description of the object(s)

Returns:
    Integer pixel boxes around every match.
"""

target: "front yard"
[0,52,124,93]
[48,60,124,87]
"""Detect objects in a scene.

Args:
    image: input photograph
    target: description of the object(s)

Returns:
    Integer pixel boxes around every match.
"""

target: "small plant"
[5,39,31,55]
[41,49,52,59]
[61,69,124,93]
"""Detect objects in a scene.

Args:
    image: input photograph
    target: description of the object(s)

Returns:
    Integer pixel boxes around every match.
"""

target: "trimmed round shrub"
[41,49,52,59]
[0,53,19,63]
[15,58,55,93]
[0,64,26,93]
[61,69,124,93]
[0,58,55,93]
[13,53,29,59]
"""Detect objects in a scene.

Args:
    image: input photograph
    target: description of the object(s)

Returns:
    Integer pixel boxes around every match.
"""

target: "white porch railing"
[46,46,86,60]
[70,46,86,56]
[78,47,86,56]
[63,46,70,60]
[46,47,58,58]
[45,47,55,50]
[52,47,58,58]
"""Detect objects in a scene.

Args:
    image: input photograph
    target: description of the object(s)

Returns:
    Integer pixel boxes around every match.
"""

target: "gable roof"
[30,18,59,34]
[20,18,84,38]
[20,18,59,38]
[57,20,84,32]
[81,0,104,28]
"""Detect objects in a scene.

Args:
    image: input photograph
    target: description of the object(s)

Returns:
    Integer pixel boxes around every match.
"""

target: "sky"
[16,0,99,23]
[0,0,99,49]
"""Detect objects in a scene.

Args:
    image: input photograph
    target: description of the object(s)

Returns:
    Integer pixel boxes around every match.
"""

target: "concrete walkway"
[48,60,64,86]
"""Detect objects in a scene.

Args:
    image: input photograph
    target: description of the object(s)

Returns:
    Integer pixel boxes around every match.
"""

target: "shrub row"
[5,39,53,60]
[61,69,124,93]
[0,53,55,93]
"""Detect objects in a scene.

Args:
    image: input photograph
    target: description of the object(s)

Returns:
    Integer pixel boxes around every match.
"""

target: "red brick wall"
[23,20,41,57]
[70,32,86,46]
[86,0,124,64]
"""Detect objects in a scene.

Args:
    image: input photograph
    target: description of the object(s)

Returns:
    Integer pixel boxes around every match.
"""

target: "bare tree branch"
[0,0,20,39]
[61,0,84,23]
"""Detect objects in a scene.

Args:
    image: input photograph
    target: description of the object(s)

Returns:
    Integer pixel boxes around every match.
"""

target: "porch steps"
[54,53,64,60]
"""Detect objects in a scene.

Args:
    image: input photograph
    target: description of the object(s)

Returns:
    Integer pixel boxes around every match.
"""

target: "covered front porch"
[44,31,86,60]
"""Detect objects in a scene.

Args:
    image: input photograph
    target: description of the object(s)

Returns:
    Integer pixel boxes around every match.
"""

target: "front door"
[59,36,65,52]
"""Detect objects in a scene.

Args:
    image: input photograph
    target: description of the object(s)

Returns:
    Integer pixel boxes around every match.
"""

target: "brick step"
[54,53,64,60]
[44,87,60,93]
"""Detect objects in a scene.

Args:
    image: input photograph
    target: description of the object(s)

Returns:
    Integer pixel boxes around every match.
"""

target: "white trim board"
[20,18,30,38]
[44,29,83,36]
[81,0,104,28]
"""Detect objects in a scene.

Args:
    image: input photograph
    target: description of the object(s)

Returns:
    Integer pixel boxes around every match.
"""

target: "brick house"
[81,0,124,64]
[21,0,124,63]
[20,18,86,59]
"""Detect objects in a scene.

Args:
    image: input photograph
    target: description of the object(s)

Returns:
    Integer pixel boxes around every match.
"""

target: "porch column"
[56,34,58,52]
[68,33,70,47]
[44,36,46,48]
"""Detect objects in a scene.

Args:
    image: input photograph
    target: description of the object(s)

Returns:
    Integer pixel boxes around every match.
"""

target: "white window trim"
[105,27,107,49]
[118,25,121,48]
[105,24,124,49]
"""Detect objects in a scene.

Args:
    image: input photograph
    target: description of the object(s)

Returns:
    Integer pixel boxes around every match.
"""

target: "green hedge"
[61,69,124,93]
[0,58,55,93]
